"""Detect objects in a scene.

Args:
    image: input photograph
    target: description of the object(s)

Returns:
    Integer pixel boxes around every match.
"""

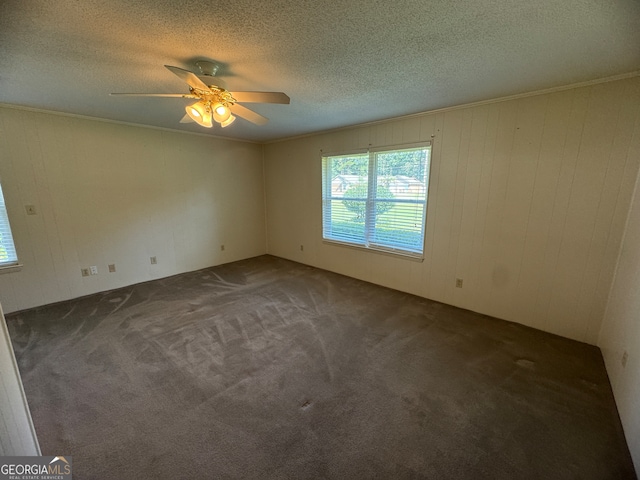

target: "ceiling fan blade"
[229,104,269,125]
[180,114,194,124]
[110,93,198,98]
[165,65,211,92]
[230,92,290,104]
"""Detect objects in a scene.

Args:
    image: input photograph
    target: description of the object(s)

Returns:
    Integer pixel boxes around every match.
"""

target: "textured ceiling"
[1,0,639,142]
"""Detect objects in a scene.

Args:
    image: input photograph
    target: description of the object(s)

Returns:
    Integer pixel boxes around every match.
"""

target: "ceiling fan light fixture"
[185,102,212,128]
[112,63,288,130]
[187,106,200,118]
[220,114,236,128]
[212,103,231,123]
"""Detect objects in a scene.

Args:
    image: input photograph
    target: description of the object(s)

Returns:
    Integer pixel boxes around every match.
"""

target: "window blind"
[0,183,18,267]
[322,144,431,258]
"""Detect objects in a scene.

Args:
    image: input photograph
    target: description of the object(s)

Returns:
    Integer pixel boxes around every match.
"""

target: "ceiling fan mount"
[195,60,220,78]
[110,61,290,129]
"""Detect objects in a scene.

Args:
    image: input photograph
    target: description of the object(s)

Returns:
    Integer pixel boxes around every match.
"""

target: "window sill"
[0,264,23,274]
[322,239,424,262]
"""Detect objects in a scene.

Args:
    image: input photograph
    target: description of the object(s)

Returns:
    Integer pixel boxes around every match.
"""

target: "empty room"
[1,0,639,478]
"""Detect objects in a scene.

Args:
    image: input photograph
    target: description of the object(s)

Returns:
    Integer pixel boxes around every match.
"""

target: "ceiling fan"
[110,61,290,129]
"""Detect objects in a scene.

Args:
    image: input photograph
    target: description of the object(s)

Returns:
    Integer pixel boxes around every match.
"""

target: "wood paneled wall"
[0,303,40,455]
[264,76,640,344]
[0,108,266,313]
[599,155,640,471]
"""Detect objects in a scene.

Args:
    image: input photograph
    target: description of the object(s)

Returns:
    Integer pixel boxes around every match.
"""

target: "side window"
[0,182,19,268]
[322,143,431,258]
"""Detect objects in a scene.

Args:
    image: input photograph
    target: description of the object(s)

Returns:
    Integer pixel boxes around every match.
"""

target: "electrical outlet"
[108,264,116,273]
[150,256,157,265]
[220,245,225,251]
[300,245,304,251]
[81,268,90,277]
[90,266,98,275]
[25,204,37,215]
[455,278,463,288]
[622,351,628,368]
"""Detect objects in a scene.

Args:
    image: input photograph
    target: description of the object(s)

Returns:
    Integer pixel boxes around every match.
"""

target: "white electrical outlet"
[90,266,98,275]
[150,256,157,265]
[108,264,116,273]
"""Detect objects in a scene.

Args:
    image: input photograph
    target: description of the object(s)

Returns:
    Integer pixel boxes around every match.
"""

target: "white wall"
[264,76,640,345]
[599,162,640,470]
[0,107,266,313]
[0,302,40,455]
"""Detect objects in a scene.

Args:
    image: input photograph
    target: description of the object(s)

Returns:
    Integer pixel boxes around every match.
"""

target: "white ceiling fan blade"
[229,104,269,125]
[165,65,211,92]
[230,92,290,104]
[110,93,198,98]
[180,114,195,123]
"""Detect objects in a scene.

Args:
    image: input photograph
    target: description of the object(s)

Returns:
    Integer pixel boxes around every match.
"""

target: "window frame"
[0,181,20,273]
[321,141,432,260]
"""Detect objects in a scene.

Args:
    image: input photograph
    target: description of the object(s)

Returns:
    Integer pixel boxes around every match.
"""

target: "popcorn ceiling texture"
[0,0,639,141]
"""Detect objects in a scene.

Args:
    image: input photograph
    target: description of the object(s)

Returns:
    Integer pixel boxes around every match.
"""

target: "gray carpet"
[6,255,636,479]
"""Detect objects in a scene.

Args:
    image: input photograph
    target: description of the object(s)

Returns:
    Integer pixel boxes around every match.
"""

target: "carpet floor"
[6,255,636,479]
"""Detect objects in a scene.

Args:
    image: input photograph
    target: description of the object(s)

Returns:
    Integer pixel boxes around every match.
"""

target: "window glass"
[0,183,18,267]
[322,144,431,258]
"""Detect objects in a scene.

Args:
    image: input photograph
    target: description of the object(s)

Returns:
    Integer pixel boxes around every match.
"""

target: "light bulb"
[212,103,231,123]
[185,102,213,128]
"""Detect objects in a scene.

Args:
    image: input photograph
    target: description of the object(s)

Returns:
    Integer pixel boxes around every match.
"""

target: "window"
[0,182,18,267]
[322,143,431,258]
